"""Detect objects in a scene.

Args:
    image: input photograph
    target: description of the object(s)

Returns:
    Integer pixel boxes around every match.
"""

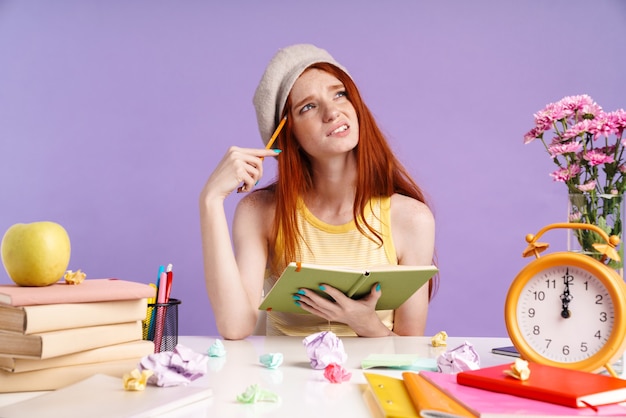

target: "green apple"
[1,221,71,286]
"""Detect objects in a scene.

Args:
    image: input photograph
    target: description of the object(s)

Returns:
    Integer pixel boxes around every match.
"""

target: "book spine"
[402,372,475,417]
[0,358,141,393]
[19,299,148,334]
[0,340,154,373]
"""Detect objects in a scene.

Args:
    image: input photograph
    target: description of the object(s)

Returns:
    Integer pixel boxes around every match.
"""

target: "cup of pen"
[143,298,181,353]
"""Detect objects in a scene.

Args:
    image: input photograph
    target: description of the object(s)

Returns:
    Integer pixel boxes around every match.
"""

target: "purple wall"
[1,1,625,337]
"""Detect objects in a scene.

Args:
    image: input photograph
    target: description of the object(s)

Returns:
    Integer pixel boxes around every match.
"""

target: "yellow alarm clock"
[505,223,626,377]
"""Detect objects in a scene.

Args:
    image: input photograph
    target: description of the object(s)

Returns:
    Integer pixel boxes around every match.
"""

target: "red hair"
[261,62,438,297]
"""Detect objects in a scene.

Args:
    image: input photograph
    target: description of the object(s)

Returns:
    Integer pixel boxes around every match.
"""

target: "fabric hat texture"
[253,44,350,145]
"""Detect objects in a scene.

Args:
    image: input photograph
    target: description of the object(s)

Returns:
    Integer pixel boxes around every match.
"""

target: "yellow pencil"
[263,116,287,155]
[238,116,287,192]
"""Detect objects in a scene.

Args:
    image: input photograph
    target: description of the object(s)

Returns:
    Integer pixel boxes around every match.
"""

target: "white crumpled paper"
[302,331,348,370]
[437,341,480,373]
[139,344,208,387]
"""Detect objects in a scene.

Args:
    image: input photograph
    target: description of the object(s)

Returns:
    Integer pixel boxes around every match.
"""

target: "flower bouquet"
[524,95,626,269]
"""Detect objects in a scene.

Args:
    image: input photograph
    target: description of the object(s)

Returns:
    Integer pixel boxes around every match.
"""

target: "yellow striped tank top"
[264,197,396,336]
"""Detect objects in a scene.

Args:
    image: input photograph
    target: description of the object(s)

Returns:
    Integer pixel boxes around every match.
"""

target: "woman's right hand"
[200,146,279,201]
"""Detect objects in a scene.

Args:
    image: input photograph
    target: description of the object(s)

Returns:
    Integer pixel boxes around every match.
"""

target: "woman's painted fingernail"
[297,289,306,295]
[319,285,326,291]
[292,295,301,300]
[273,149,282,154]
[376,283,381,292]
[295,301,301,306]
[255,180,259,186]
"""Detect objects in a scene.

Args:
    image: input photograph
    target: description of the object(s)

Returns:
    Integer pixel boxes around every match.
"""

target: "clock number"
[562,345,570,356]
[533,325,540,335]
[533,291,545,301]
[528,308,535,318]
[600,312,608,322]
[596,294,603,305]
[580,342,588,352]
[545,279,555,288]
[544,339,552,349]
[595,330,602,340]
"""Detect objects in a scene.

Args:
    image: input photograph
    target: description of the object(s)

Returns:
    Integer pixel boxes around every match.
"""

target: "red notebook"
[457,362,626,409]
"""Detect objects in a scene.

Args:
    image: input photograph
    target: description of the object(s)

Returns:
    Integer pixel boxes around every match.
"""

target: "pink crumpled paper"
[437,341,480,373]
[302,331,347,370]
[139,344,208,387]
[323,363,352,383]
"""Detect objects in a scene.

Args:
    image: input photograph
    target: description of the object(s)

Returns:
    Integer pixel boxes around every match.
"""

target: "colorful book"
[0,321,142,359]
[363,372,474,418]
[0,374,212,416]
[0,279,156,306]
[457,362,626,409]
[421,370,626,417]
[0,340,154,373]
[0,298,149,334]
[0,359,143,393]
[402,372,475,417]
[363,372,419,418]
[259,262,438,313]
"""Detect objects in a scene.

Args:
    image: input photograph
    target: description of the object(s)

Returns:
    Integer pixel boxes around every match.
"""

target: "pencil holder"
[143,298,181,353]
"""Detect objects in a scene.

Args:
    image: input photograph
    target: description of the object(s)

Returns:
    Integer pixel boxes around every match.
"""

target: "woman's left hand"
[294,283,392,337]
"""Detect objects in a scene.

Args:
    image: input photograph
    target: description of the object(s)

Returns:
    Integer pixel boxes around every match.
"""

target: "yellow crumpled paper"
[504,358,530,381]
[64,269,86,285]
[123,369,154,391]
[431,331,448,347]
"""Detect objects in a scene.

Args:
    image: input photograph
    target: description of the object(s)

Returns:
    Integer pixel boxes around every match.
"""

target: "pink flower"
[525,95,625,196]
[577,180,596,192]
[523,127,542,144]
[589,112,620,139]
[561,120,594,140]
[569,210,582,222]
[550,165,581,182]
[548,141,582,157]
[323,363,352,384]
[584,150,614,166]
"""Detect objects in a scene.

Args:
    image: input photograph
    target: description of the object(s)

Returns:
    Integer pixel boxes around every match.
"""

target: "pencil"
[237,116,287,192]
[264,115,287,154]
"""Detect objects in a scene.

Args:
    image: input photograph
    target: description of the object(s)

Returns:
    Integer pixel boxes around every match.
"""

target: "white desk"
[0,335,513,417]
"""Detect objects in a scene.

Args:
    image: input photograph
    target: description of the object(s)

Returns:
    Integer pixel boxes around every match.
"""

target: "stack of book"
[0,278,157,392]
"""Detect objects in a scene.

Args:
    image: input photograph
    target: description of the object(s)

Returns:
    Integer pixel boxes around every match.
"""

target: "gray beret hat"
[253,44,349,145]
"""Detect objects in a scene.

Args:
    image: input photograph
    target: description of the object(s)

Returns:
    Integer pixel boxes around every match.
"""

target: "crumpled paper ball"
[64,269,86,285]
[139,344,208,387]
[260,353,283,369]
[504,358,531,381]
[323,363,352,383]
[122,369,153,391]
[208,339,226,357]
[236,384,280,404]
[437,341,480,373]
[302,331,348,370]
[431,331,448,347]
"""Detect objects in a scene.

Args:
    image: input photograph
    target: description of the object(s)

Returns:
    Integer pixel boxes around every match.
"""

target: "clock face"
[515,264,615,364]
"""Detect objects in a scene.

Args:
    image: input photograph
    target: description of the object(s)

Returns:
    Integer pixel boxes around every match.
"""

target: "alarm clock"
[505,222,626,377]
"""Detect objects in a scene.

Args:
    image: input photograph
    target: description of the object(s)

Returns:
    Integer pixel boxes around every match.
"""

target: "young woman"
[200,44,436,339]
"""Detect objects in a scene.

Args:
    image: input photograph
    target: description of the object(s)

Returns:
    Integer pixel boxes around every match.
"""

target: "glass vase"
[567,192,624,273]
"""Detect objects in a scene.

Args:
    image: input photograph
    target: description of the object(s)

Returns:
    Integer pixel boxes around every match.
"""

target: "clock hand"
[560,268,573,319]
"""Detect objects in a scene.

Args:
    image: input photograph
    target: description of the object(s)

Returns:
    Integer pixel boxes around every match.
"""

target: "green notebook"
[258,262,438,314]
